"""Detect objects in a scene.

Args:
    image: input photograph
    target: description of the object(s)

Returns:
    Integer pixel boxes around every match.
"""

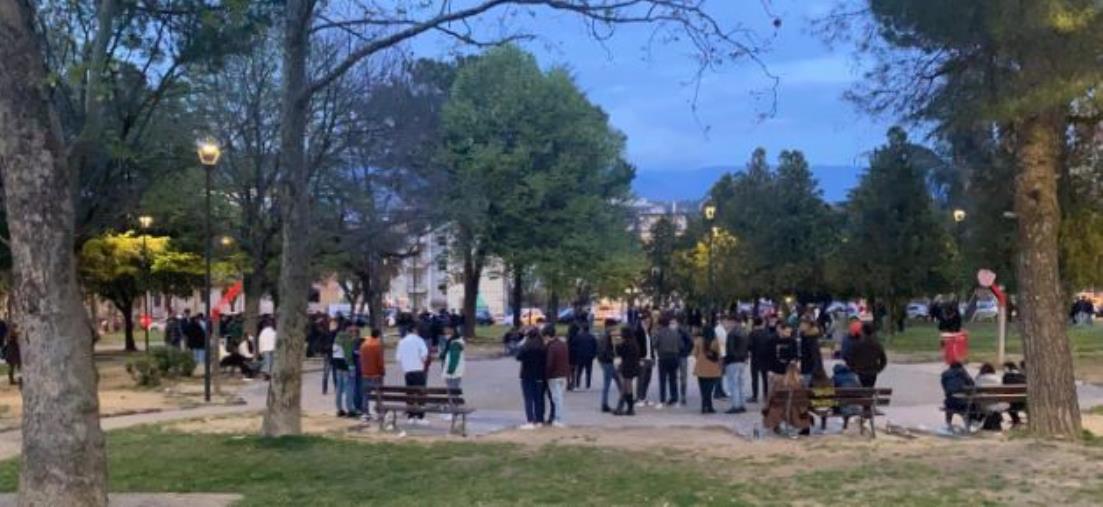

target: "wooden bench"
[373,386,474,436]
[768,387,893,438]
[948,385,1027,432]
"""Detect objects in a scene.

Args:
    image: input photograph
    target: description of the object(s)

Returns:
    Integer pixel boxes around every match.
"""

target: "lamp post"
[138,215,154,354]
[197,139,221,403]
[704,203,717,326]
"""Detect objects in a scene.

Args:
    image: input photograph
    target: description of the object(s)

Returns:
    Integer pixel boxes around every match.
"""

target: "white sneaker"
[552,421,568,428]
[519,423,536,430]
[654,403,664,410]
[440,414,454,421]
[416,418,430,427]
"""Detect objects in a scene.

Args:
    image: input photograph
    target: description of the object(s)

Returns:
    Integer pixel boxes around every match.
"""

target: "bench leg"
[842,416,849,430]
[449,413,457,435]
[461,413,468,438]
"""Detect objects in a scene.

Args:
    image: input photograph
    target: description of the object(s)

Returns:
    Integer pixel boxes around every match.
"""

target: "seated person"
[1002,361,1027,426]
[831,363,863,418]
[975,362,1009,430]
[762,362,813,435]
[220,336,260,378]
[940,361,974,427]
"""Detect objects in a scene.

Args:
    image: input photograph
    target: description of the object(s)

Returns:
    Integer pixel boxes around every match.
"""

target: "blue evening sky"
[410,0,895,199]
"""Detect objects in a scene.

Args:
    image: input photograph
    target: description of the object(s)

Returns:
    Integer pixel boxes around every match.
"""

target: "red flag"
[211,280,244,321]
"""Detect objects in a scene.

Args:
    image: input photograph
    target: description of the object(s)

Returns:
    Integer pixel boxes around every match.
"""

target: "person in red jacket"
[359,328,385,421]
[544,324,570,427]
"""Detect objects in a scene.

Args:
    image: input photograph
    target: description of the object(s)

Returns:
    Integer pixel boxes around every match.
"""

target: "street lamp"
[704,203,717,325]
[197,139,220,402]
[953,209,967,223]
[138,215,153,354]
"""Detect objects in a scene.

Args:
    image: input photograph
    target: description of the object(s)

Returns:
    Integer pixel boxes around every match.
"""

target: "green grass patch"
[883,321,1103,364]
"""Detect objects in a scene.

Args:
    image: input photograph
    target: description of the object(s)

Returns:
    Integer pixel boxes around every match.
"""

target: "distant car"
[906,302,929,319]
[973,299,999,321]
[475,309,495,326]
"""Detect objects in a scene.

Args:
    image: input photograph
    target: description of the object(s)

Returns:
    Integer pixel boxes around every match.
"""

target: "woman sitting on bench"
[762,362,813,436]
[975,363,1009,430]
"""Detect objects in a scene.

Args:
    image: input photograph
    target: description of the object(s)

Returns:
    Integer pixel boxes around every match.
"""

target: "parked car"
[973,299,999,321]
[906,302,929,319]
[475,309,495,326]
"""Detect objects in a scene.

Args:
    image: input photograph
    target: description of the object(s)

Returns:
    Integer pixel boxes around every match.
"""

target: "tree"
[837,0,1103,436]
[834,127,953,330]
[1,2,108,503]
[79,232,208,350]
[264,0,777,437]
[645,216,680,306]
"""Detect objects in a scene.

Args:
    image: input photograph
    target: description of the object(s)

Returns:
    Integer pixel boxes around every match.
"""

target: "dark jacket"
[799,333,823,375]
[634,324,653,361]
[517,341,547,381]
[596,332,615,364]
[575,331,598,362]
[678,328,693,358]
[724,327,749,364]
[653,327,682,360]
[749,328,773,365]
[941,364,974,412]
[545,339,570,379]
[184,320,206,350]
[844,337,887,375]
[766,336,798,374]
[617,338,641,378]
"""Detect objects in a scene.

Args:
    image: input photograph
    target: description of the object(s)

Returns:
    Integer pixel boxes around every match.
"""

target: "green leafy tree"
[645,216,680,306]
[839,0,1102,437]
[835,127,954,331]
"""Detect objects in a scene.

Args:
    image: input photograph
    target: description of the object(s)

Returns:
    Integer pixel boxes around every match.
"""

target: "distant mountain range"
[632,165,863,204]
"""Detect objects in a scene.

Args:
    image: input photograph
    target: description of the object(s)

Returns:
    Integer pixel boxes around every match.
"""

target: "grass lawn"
[883,320,1103,364]
[3,424,1103,505]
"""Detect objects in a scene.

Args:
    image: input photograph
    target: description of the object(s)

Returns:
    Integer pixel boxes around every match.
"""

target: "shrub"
[126,357,162,387]
[152,347,197,377]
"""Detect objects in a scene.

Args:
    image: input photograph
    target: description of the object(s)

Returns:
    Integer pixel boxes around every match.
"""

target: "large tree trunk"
[1013,113,1081,438]
[121,300,136,351]
[461,247,482,339]
[243,271,263,339]
[262,0,312,437]
[0,1,109,504]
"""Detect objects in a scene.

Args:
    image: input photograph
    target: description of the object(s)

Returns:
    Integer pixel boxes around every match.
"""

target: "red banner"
[211,280,244,321]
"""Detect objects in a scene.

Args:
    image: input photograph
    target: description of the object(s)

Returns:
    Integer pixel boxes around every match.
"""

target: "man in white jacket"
[258,319,277,379]
[395,323,429,424]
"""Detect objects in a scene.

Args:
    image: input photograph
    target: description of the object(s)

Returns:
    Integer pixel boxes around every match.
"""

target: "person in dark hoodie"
[767,322,799,375]
[748,317,773,403]
[844,323,888,387]
[573,323,598,390]
[516,329,547,430]
[722,314,749,414]
[614,325,641,416]
[941,361,974,428]
[798,319,824,384]
[653,314,683,407]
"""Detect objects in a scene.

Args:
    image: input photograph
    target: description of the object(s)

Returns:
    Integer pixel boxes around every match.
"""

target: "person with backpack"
[439,326,466,421]
[722,314,749,414]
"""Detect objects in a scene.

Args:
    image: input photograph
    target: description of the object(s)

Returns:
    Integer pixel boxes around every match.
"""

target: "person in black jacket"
[722,314,749,413]
[1002,361,1027,426]
[747,317,773,403]
[615,325,641,416]
[634,313,655,406]
[573,323,598,390]
[844,323,888,387]
[798,319,824,380]
[596,319,620,412]
[516,329,547,429]
[184,314,207,365]
[767,322,799,375]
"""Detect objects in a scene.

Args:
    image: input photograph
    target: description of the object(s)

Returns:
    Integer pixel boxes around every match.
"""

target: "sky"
[410,0,894,195]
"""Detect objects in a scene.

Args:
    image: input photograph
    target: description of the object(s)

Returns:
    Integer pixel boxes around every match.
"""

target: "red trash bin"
[940,331,969,365]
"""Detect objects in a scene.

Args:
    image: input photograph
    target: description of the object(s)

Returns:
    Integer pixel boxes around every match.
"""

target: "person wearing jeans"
[653,314,682,407]
[331,336,352,416]
[693,329,723,414]
[596,320,620,412]
[544,325,570,426]
[516,329,547,429]
[359,328,385,420]
[677,322,692,405]
[634,314,654,405]
[723,315,749,413]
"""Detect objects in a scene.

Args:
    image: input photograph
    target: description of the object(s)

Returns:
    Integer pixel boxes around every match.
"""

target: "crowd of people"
[941,360,1027,431]
[504,306,888,434]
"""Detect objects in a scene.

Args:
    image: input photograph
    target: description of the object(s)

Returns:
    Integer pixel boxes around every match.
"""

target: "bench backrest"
[964,385,1026,395]
[769,387,893,410]
[375,386,465,406]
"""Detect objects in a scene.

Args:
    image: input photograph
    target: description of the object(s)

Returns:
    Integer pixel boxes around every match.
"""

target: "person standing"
[396,322,429,425]
[712,314,729,400]
[614,325,641,416]
[634,313,655,406]
[844,323,887,387]
[692,328,723,414]
[722,315,749,414]
[517,329,547,429]
[3,325,20,386]
[748,317,772,403]
[676,317,693,405]
[257,319,277,380]
[596,319,620,412]
[440,326,465,422]
[573,323,597,390]
[798,319,824,385]
[359,328,385,422]
[331,324,354,417]
[653,315,682,407]
[185,313,207,367]
[544,324,570,427]
[767,322,799,375]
